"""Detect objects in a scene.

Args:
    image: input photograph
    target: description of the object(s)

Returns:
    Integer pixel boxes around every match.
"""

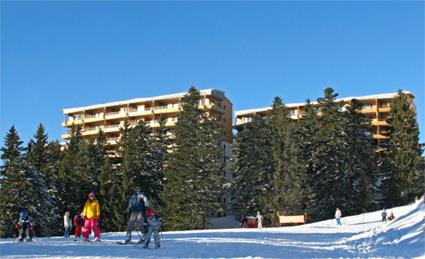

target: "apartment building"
[234,91,415,147]
[62,89,232,151]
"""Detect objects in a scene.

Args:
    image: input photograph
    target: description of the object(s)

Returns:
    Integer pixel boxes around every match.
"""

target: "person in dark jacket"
[73,212,83,239]
[15,211,34,242]
[123,186,149,243]
[381,209,387,223]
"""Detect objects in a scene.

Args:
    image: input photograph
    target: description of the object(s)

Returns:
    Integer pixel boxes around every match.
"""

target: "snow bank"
[1,200,424,258]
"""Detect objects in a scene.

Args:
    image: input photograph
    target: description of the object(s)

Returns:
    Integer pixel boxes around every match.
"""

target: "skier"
[63,210,72,238]
[123,185,149,244]
[388,212,395,221]
[256,211,264,229]
[381,209,387,223]
[15,211,34,242]
[73,212,83,239]
[143,207,162,249]
[82,192,101,242]
[335,208,342,225]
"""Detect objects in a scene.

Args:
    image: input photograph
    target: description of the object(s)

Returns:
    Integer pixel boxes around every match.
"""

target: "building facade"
[62,89,232,151]
[234,91,415,148]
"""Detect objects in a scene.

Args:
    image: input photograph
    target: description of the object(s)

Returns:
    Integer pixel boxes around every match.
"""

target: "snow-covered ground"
[1,200,424,259]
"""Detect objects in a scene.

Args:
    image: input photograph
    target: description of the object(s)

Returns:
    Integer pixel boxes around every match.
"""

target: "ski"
[116,240,144,245]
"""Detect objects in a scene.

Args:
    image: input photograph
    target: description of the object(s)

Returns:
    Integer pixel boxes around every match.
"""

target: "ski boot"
[143,240,149,249]
[94,237,101,242]
[155,243,160,249]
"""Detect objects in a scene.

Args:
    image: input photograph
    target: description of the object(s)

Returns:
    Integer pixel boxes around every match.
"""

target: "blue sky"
[1,1,424,145]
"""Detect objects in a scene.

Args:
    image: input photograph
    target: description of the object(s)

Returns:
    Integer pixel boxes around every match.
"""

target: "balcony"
[378,105,391,113]
[107,137,120,145]
[61,133,72,139]
[128,108,154,117]
[84,114,104,123]
[105,111,126,120]
[81,127,101,136]
[62,118,83,127]
[371,119,389,126]
[360,106,377,114]
[373,134,389,140]
[203,103,225,113]
[103,124,121,133]
[152,105,181,114]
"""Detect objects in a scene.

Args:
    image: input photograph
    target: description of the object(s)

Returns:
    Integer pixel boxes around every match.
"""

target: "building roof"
[235,91,414,117]
[63,88,226,114]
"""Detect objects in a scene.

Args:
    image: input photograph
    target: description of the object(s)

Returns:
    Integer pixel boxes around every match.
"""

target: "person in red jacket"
[73,212,83,239]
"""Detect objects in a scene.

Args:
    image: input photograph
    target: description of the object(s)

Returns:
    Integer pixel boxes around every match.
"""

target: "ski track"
[1,201,424,259]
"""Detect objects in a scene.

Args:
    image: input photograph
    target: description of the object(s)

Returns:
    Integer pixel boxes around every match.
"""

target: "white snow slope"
[1,200,424,259]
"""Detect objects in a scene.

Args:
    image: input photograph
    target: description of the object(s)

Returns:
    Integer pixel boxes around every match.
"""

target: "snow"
[1,200,424,258]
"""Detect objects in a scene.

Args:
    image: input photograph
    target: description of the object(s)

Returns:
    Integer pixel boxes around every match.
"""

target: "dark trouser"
[126,212,144,240]
[19,223,32,241]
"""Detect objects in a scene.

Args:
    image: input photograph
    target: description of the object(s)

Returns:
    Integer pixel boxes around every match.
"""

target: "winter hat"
[146,208,155,218]
[19,211,27,219]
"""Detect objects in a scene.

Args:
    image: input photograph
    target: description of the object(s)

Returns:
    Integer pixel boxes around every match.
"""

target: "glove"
[15,223,20,229]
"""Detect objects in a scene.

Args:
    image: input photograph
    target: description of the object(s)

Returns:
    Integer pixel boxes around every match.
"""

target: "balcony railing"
[84,126,101,131]
[104,124,120,129]
[105,111,122,116]
[85,114,103,119]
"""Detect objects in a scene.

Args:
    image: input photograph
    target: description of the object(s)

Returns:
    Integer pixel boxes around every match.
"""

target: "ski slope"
[1,200,424,259]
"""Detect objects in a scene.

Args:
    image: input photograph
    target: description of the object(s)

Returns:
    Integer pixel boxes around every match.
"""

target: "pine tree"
[232,115,273,222]
[27,124,49,172]
[0,126,53,237]
[0,126,24,168]
[27,124,59,236]
[342,99,376,213]
[0,126,25,237]
[162,86,224,230]
[87,130,107,194]
[98,157,115,231]
[299,99,319,220]
[58,126,92,216]
[311,88,348,220]
[387,90,424,204]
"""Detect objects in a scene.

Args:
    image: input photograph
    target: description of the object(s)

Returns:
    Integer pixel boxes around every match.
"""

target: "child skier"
[143,208,162,249]
[63,210,72,238]
[82,192,101,242]
[73,212,83,239]
[15,211,34,242]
